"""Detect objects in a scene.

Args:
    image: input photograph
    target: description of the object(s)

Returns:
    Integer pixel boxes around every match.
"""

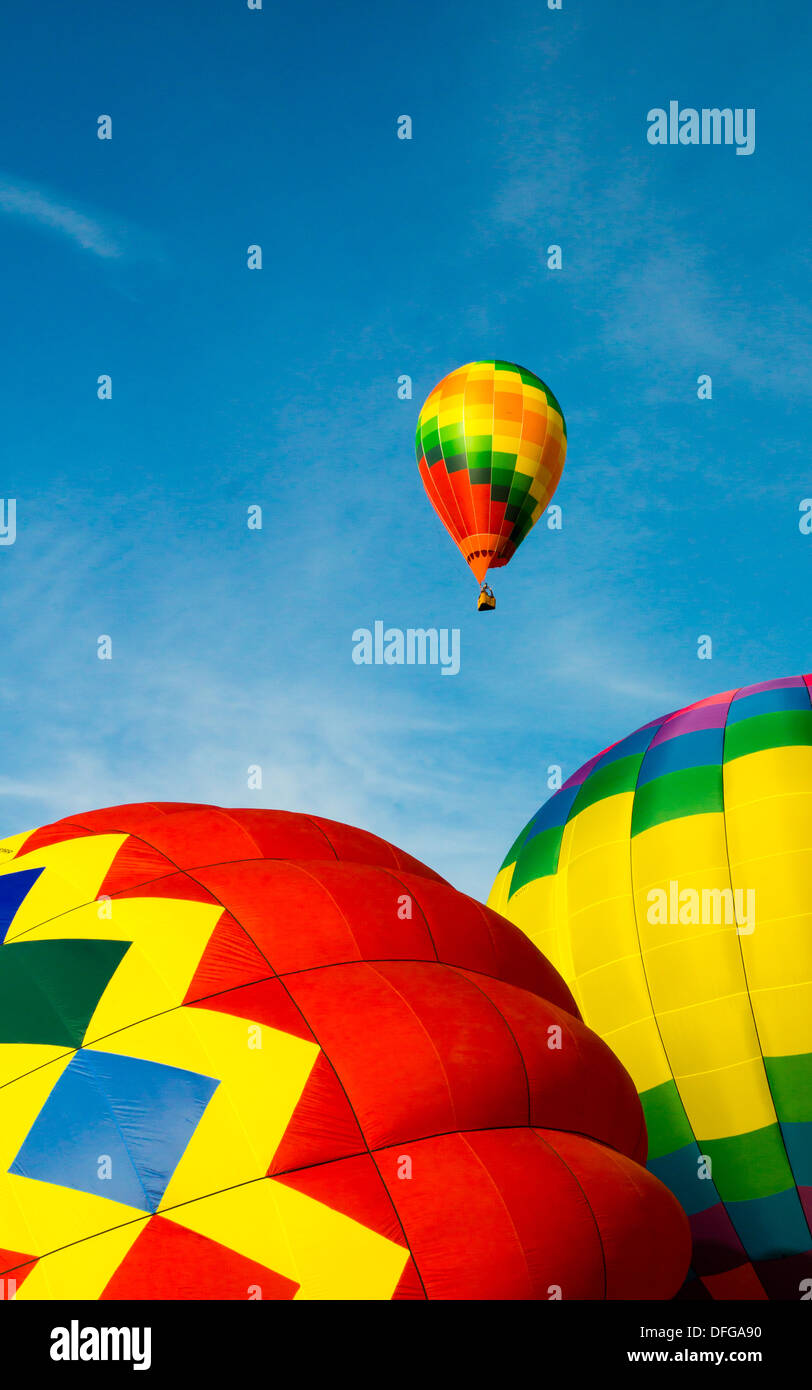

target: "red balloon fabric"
[0,803,691,1300]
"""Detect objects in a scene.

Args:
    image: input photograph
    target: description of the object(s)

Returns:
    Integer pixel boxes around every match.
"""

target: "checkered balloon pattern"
[415,361,566,584]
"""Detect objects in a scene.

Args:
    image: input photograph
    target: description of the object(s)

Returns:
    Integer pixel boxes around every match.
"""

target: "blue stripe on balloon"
[727,686,812,723]
[781,1121,812,1188]
[637,728,725,787]
[647,1141,721,1216]
[593,723,661,771]
[725,1186,812,1262]
[523,782,581,839]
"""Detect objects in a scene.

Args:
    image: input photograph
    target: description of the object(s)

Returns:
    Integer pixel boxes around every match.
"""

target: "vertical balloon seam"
[512,365,529,558]
[299,815,347,861]
[464,363,480,565]
[626,715,703,1171]
[722,686,812,1254]
[472,363,489,569]
[441,368,465,555]
[485,364,496,570]
[444,963,533,1125]
[503,367,519,560]
[423,372,467,559]
[554,781,576,1027]
[427,375,455,549]
[187,806,271,861]
[499,362,511,559]
[454,1128,538,1295]
[525,386,545,547]
[519,370,543,552]
[528,1128,609,1299]
[495,362,505,559]
[452,365,476,557]
[423,457,464,555]
[462,365,481,573]
[733,684,812,1273]
[714,687,809,1281]
[522,381,540,551]
[265,943,430,1298]
[469,361,489,572]
[632,700,730,1287]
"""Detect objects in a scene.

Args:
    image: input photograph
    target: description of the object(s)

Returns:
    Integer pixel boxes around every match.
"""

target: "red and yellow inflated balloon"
[0,802,688,1300]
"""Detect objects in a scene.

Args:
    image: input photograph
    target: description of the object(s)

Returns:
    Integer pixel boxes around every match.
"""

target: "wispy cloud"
[480,96,812,401]
[0,651,490,893]
[0,175,126,258]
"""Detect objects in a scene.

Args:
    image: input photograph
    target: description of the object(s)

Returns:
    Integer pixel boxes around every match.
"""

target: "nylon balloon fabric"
[0,803,688,1300]
[415,361,566,584]
[489,675,812,1300]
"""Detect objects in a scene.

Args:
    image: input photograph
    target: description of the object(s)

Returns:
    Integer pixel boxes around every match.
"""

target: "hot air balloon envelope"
[490,674,812,1300]
[416,360,566,585]
[0,802,688,1299]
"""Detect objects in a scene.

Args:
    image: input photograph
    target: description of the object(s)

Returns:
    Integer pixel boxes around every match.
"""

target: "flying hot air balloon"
[415,360,566,609]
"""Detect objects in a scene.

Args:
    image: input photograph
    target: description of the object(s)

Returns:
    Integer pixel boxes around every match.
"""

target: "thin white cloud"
[0,176,124,258]
[0,498,701,902]
[0,658,484,889]
[482,100,812,401]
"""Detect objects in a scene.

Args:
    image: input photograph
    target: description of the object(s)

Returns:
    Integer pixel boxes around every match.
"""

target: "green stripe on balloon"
[701,1125,795,1204]
[765,1054,812,1122]
[507,827,564,897]
[724,710,812,762]
[640,1080,696,1160]
[571,754,643,819]
[630,765,724,837]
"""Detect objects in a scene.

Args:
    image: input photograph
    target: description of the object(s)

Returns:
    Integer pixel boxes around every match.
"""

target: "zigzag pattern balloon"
[0,802,688,1300]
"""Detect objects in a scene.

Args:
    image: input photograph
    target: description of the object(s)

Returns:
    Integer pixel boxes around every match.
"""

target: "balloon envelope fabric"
[489,675,812,1300]
[415,361,566,584]
[0,802,689,1300]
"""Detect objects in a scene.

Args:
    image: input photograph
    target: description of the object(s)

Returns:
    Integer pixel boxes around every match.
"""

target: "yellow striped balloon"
[489,675,812,1300]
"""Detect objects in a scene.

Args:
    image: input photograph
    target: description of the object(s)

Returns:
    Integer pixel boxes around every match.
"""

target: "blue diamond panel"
[10,1047,219,1211]
[0,867,44,943]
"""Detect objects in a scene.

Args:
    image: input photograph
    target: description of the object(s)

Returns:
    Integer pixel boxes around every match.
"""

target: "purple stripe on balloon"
[650,700,731,747]
[688,1203,747,1276]
[561,752,607,790]
[734,675,806,698]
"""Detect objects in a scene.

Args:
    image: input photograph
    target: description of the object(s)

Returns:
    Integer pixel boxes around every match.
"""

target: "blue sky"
[1,0,810,899]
